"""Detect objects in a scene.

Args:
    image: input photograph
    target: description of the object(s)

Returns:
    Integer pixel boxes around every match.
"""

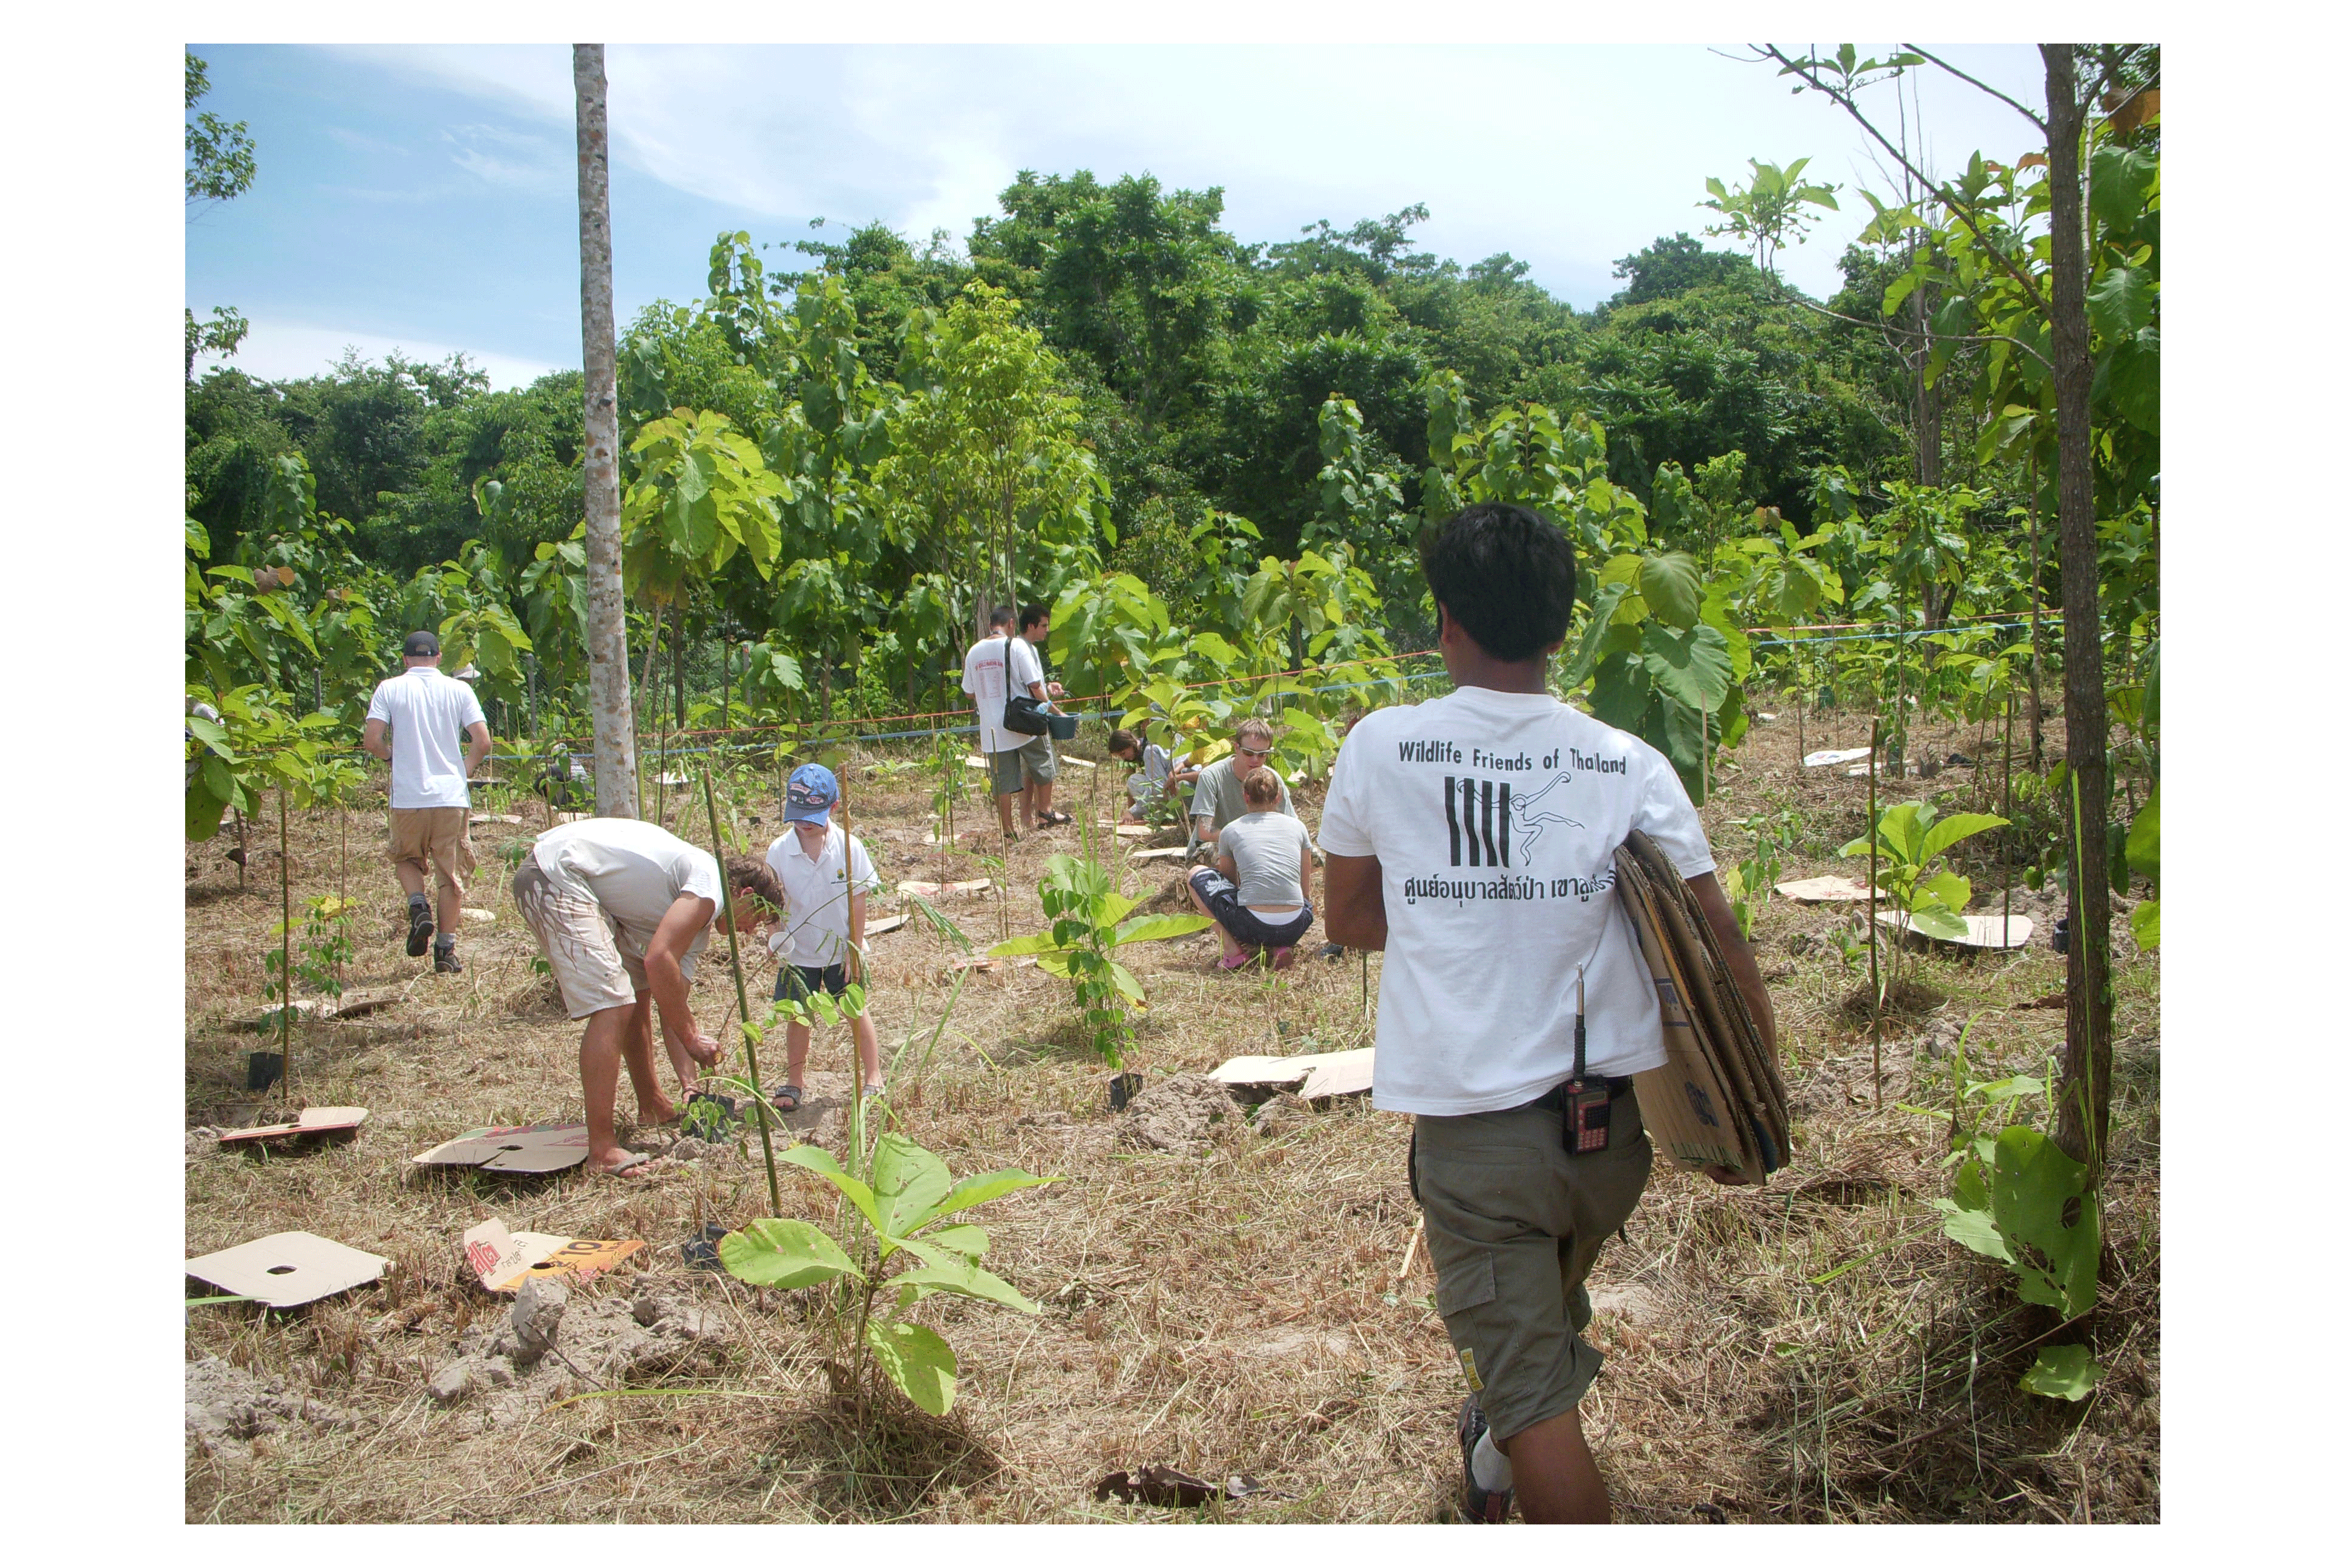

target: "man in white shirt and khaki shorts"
[1320,501,1776,1524]
[511,817,786,1175]
[364,630,490,972]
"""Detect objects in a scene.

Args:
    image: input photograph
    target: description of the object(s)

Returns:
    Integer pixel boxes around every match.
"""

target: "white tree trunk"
[573,44,637,818]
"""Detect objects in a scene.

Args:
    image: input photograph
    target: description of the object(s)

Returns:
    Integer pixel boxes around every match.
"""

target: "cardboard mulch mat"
[1614,830,1792,1181]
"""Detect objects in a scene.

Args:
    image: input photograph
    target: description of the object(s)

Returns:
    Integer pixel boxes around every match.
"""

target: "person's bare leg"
[624,998,677,1125]
[393,858,428,898]
[1020,778,1040,833]
[1187,878,1247,962]
[784,1021,813,1088]
[994,789,1017,838]
[1497,1408,1612,1524]
[579,1002,639,1171]
[852,1012,884,1092]
[435,870,463,949]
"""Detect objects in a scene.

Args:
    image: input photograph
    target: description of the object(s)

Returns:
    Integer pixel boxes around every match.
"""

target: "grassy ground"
[183,698,2158,1523]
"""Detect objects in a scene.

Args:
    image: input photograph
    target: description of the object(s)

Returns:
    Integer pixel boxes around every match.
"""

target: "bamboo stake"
[1868,717,1883,1111]
[280,788,293,1099]
[697,769,782,1214]
[2002,687,2015,946]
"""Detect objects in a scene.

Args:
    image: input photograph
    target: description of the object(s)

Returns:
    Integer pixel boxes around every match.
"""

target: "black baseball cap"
[402,630,442,658]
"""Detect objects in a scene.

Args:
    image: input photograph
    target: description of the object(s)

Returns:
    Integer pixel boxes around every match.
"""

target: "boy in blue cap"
[761,763,885,1111]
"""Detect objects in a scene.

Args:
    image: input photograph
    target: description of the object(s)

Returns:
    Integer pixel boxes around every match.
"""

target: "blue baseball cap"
[784,763,839,825]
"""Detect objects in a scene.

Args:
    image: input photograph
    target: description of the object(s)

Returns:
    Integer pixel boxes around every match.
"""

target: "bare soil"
[184,702,2157,1523]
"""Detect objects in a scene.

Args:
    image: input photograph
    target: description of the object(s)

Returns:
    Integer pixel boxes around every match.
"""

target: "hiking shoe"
[406,901,434,957]
[1457,1393,1512,1524]
[434,947,463,975]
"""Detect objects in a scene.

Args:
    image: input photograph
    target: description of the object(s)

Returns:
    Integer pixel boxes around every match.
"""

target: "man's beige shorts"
[387,806,475,898]
[1412,1084,1653,1441]
[511,860,646,1019]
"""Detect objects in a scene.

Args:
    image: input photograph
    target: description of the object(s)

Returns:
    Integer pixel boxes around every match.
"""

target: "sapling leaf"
[988,933,1065,958]
[919,1223,988,1257]
[926,1167,1055,1224]
[865,1318,957,1416]
[1110,913,1215,946]
[719,1218,863,1289]
[775,1143,883,1232]
[1919,812,2009,863]
[2019,1344,2105,1402]
[871,1132,953,1239]
[893,1237,1041,1313]
[2131,900,2160,950]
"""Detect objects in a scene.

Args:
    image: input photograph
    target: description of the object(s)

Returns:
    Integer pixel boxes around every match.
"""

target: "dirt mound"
[1121,1072,1239,1154]
[186,1354,359,1460]
[425,1276,730,1427]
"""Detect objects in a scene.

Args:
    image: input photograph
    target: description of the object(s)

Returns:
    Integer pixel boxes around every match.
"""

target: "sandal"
[1038,810,1073,826]
[592,1150,654,1178]
[768,1084,804,1114]
[1217,948,1259,972]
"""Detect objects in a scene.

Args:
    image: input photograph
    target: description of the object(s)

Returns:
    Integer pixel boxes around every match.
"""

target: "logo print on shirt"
[1444,773,1585,868]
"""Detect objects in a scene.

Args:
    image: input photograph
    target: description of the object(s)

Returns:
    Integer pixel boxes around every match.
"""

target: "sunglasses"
[1236,745,1272,758]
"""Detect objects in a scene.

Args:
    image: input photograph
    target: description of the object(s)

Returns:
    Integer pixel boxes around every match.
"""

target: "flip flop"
[1270,946,1297,971]
[768,1084,804,1113]
[592,1150,654,1178]
[1039,810,1073,826]
[1218,949,1258,972]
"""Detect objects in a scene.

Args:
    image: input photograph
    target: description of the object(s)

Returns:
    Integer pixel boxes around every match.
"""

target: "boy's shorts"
[775,963,849,1003]
[988,740,1056,796]
[1411,1083,1652,1442]
[387,806,475,898]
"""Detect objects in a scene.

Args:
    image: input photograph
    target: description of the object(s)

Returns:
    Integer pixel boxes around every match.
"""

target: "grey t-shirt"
[1217,811,1315,910]
[1191,756,1296,833]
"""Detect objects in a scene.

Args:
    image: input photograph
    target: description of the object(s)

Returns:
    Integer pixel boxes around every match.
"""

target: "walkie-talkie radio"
[1562,965,1611,1153]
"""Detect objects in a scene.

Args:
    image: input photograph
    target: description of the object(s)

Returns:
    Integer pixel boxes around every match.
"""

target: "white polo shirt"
[365,665,487,809]
[1317,685,1715,1116]
[764,825,881,969]
[960,635,1033,755]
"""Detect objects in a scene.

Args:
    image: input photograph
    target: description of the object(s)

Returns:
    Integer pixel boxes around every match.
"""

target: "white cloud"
[314,41,2051,306]
[194,318,568,392]
[444,122,568,189]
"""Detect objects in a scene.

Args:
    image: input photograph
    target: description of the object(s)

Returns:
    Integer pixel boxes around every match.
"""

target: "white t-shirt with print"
[960,635,1033,754]
[531,818,723,976]
[1009,634,1047,694]
[365,666,487,809]
[764,826,881,968]
[1316,685,1715,1116]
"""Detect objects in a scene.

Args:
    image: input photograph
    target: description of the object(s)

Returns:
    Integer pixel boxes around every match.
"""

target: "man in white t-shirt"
[511,817,786,1175]
[1319,501,1776,1525]
[759,763,885,1112]
[1017,605,1073,828]
[962,607,1052,841]
[363,630,491,972]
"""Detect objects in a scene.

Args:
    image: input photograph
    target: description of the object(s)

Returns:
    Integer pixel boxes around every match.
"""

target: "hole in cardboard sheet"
[266,1266,296,1275]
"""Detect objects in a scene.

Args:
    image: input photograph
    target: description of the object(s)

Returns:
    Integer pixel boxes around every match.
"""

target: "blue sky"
[186,42,2050,389]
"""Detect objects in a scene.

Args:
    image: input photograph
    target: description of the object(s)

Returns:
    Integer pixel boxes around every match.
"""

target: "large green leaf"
[2019,1344,2104,1402]
[893,1236,1041,1313]
[1637,551,1704,630]
[918,1223,988,1257]
[2125,789,2159,884]
[1909,906,1973,941]
[871,1133,953,1240]
[2130,899,2160,952]
[1639,622,1733,712]
[1110,913,1214,947]
[1985,1126,2100,1317]
[2089,143,2156,235]
[775,1143,882,1232]
[2086,265,2154,342]
[926,1166,1056,1224]
[1919,811,2008,864]
[718,1217,863,1289]
[1933,1198,2013,1263]
[988,933,1067,959]
[865,1318,957,1416]
[1093,892,1138,929]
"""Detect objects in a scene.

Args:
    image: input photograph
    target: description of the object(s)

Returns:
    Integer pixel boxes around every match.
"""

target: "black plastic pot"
[1109,1072,1144,1111]
[247,1051,284,1092]
[682,1223,729,1271]
[2053,916,2071,954]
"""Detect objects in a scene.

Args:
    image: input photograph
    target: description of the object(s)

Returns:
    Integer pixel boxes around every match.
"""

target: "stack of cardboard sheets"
[1614,830,1792,1182]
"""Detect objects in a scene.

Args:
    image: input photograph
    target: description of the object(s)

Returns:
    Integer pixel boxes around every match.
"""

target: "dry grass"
[184,705,2157,1523]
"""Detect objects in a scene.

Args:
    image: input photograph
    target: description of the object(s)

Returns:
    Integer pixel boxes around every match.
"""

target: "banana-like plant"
[988,852,1213,1066]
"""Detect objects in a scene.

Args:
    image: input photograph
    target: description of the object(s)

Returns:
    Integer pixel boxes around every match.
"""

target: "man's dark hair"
[1419,502,1578,662]
[1020,603,1049,633]
[988,606,1014,630]
[724,855,787,915]
[1107,728,1139,757]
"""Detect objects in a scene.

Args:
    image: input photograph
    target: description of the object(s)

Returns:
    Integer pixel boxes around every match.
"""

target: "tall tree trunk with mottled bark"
[2043,44,2112,1183]
[574,44,637,818]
